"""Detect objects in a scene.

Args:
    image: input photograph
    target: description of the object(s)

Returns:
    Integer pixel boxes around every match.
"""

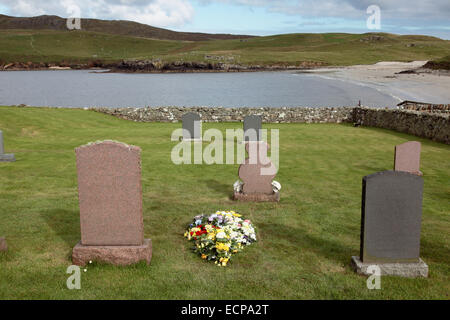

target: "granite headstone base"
[0,154,15,162]
[233,191,280,202]
[72,239,152,266]
[0,237,7,251]
[351,256,428,278]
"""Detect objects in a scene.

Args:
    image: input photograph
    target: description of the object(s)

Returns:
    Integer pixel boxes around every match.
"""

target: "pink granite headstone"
[239,142,276,194]
[0,237,7,251]
[75,140,143,246]
[234,141,279,202]
[72,140,152,266]
[394,141,422,176]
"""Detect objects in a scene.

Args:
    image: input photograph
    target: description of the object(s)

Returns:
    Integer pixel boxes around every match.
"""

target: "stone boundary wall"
[93,106,355,123]
[92,106,449,144]
[398,103,450,113]
[352,107,449,144]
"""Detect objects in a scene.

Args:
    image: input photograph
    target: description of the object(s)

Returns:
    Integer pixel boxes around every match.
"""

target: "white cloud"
[1,0,448,33]
[0,0,194,27]
[198,0,450,20]
[10,0,45,16]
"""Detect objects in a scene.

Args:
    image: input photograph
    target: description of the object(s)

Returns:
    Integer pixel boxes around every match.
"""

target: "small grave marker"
[0,130,15,162]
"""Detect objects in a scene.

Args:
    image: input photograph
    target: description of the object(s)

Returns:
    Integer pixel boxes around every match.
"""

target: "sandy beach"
[303,61,450,104]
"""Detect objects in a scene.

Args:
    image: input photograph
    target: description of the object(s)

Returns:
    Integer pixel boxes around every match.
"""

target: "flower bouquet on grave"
[184,211,257,267]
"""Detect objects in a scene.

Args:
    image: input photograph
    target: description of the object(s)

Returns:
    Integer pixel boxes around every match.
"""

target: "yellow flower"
[219,257,229,266]
[201,254,207,260]
[216,243,230,252]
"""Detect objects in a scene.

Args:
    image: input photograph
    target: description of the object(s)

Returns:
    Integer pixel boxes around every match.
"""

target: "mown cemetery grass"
[0,106,449,299]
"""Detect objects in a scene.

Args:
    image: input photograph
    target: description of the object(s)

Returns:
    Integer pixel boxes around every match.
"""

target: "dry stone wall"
[353,107,449,144]
[92,105,449,144]
[93,106,355,124]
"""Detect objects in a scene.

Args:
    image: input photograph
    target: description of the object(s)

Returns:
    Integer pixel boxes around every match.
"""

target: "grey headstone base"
[351,256,428,278]
[0,154,15,162]
[72,239,152,266]
[233,191,280,202]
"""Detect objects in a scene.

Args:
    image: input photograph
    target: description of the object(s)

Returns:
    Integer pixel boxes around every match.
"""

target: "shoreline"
[1,60,448,75]
[297,61,450,104]
[0,66,319,74]
[0,60,324,73]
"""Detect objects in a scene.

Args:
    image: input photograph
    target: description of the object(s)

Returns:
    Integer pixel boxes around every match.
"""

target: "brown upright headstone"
[0,237,7,252]
[234,141,279,202]
[72,141,152,266]
[394,141,422,176]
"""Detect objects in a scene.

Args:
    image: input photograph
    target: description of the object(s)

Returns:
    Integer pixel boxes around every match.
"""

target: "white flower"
[216,231,227,239]
[233,180,243,193]
[272,180,281,192]
[230,231,239,239]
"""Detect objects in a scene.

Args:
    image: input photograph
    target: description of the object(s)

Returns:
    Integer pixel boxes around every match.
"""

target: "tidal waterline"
[0,70,401,108]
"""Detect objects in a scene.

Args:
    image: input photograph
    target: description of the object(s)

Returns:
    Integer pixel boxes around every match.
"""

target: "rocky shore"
[108,60,324,73]
[0,60,323,73]
[0,60,106,71]
[0,60,324,72]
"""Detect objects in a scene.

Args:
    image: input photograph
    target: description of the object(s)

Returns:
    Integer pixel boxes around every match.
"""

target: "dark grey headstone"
[182,112,201,140]
[0,130,15,162]
[244,115,262,141]
[360,170,423,263]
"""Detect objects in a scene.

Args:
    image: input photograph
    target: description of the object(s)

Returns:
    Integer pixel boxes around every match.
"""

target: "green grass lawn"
[1,30,449,66]
[0,106,449,299]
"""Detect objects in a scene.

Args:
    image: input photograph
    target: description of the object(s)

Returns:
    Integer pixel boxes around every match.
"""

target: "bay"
[0,70,400,108]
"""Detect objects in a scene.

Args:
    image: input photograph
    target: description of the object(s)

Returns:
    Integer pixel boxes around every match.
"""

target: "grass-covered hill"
[0,17,449,67]
[0,14,253,41]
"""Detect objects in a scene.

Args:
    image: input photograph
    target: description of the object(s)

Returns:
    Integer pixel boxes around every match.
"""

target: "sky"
[0,0,449,39]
